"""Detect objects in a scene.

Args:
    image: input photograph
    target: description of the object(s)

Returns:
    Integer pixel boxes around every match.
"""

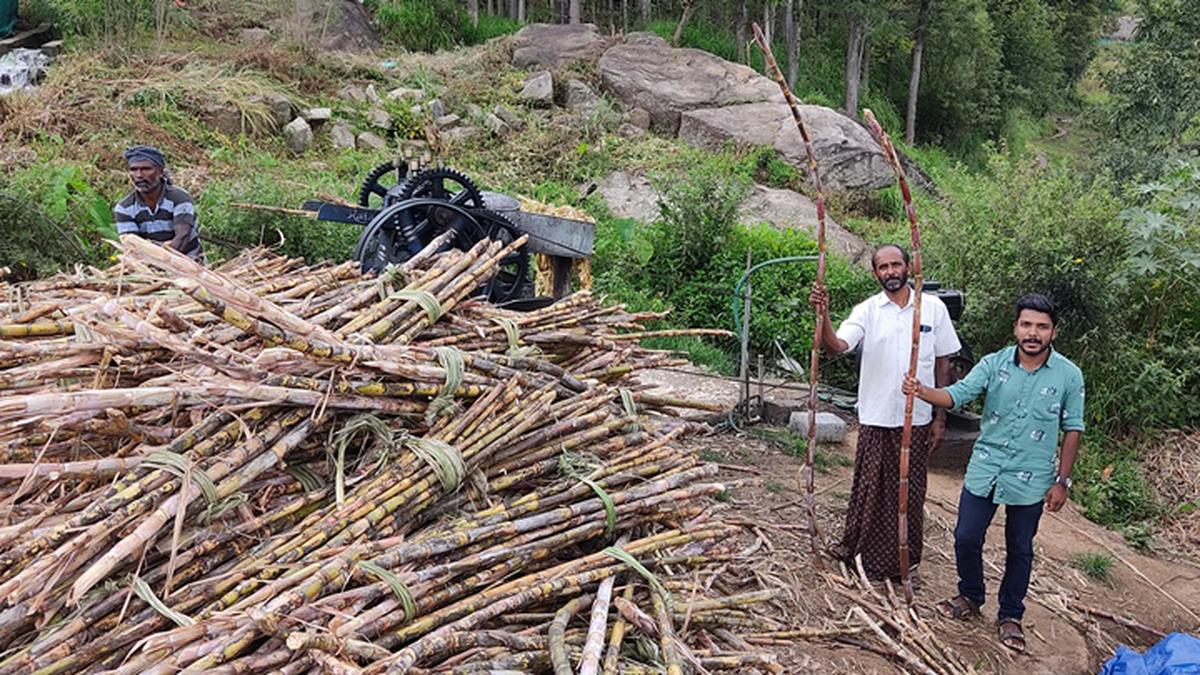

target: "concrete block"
[788,411,847,444]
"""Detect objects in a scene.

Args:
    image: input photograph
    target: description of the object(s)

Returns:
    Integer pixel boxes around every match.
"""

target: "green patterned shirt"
[945,345,1085,506]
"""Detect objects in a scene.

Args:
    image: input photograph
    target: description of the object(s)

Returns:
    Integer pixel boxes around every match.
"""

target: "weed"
[714,488,732,503]
[1072,435,1159,531]
[765,480,785,494]
[697,449,721,463]
[782,434,852,474]
[1072,552,1115,583]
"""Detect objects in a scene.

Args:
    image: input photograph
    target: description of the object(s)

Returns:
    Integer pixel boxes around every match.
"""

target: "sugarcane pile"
[0,234,784,674]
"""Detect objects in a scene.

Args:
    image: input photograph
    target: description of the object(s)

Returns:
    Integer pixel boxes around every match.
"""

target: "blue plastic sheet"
[1099,633,1200,675]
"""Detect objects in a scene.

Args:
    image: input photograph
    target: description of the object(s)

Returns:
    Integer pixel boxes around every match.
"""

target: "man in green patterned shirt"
[903,293,1084,653]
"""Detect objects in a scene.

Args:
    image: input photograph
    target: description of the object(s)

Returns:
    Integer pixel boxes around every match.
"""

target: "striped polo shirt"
[113,183,205,262]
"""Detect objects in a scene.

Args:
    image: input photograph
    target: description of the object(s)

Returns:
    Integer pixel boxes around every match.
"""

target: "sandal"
[997,618,1026,653]
[938,595,981,620]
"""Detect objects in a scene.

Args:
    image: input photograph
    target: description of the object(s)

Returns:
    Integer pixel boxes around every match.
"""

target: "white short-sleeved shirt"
[836,290,962,427]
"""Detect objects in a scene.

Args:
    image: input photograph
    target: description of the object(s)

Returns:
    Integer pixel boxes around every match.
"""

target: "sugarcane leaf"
[285,465,324,492]
[603,546,669,601]
[425,347,465,425]
[578,477,616,537]
[394,289,442,323]
[406,436,466,493]
[330,414,395,504]
[357,561,417,621]
[131,576,194,627]
[142,450,218,505]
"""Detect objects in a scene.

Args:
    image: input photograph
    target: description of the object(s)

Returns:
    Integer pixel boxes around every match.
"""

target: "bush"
[591,153,875,384]
[373,0,471,52]
[0,161,118,279]
[371,0,520,52]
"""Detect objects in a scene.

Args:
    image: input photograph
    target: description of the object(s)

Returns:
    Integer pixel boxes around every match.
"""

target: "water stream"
[0,48,51,95]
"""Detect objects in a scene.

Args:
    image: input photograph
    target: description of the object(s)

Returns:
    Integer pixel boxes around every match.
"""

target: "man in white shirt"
[810,243,961,580]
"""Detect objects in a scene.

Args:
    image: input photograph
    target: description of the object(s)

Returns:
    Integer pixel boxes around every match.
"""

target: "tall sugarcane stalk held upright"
[862,108,922,603]
[750,21,827,558]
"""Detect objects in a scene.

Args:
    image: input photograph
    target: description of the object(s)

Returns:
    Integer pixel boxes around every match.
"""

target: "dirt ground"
[682,428,1200,674]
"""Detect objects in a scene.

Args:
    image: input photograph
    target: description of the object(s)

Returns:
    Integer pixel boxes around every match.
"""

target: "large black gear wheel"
[353,200,531,304]
[398,167,484,207]
[472,209,533,304]
[392,168,486,247]
[358,160,410,208]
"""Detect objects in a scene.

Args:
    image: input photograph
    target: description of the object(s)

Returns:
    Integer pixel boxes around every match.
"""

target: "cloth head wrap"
[123,145,167,168]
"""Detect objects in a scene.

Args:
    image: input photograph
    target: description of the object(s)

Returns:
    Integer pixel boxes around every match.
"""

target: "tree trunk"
[762,2,772,45]
[509,0,518,21]
[843,13,866,117]
[905,0,931,144]
[671,0,696,46]
[735,0,747,63]
[468,0,479,26]
[639,0,651,23]
[860,33,869,96]
[570,0,581,23]
[622,0,628,31]
[785,0,799,90]
[518,0,525,21]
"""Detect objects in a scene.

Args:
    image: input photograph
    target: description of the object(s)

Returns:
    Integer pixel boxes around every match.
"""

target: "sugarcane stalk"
[752,20,827,559]
[549,593,592,675]
[863,108,922,603]
[578,573,617,675]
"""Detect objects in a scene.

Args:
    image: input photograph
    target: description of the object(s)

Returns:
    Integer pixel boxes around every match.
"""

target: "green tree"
[1103,0,1200,179]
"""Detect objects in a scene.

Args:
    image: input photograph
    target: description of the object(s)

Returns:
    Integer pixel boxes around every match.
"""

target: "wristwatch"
[1055,475,1073,490]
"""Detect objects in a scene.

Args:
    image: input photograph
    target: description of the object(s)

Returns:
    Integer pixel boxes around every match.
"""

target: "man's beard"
[1019,338,1050,356]
[133,178,158,192]
[880,275,906,292]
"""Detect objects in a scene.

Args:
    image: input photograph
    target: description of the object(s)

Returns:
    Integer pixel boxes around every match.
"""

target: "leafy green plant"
[0,162,118,279]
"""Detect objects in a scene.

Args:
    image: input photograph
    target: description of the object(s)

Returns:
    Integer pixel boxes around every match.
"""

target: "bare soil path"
[686,428,1200,673]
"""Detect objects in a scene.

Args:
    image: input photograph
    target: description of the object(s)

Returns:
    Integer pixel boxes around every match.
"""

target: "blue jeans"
[954,485,1044,621]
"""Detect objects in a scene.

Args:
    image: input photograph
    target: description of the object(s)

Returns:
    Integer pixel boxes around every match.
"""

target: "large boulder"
[598,41,781,134]
[595,170,872,267]
[679,102,894,193]
[512,23,609,70]
[740,183,872,266]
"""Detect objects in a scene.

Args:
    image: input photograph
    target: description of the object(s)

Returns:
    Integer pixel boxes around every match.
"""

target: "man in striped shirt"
[114,145,205,263]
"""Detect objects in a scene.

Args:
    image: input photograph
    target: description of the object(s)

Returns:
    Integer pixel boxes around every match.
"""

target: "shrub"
[591,153,875,385]
[0,161,117,279]
[373,0,469,52]
[371,0,519,52]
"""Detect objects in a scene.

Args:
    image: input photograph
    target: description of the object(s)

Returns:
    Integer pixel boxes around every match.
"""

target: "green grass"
[749,427,852,475]
[1072,551,1115,584]
[641,336,735,376]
